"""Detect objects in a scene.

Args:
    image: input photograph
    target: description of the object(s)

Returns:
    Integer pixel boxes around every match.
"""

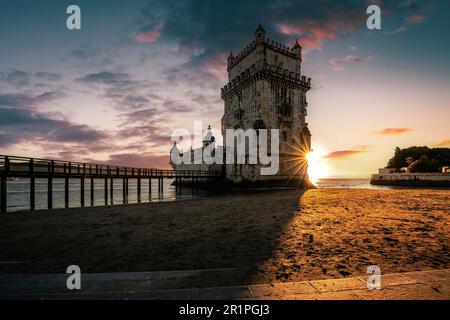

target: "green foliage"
[386,146,450,172]
[407,155,441,173]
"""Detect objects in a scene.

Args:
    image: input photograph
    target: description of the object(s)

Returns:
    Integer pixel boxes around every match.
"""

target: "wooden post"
[110,178,114,205]
[81,164,85,207]
[149,178,152,202]
[0,175,6,214]
[125,178,129,203]
[122,177,126,204]
[80,177,85,207]
[48,161,53,210]
[65,176,69,208]
[90,178,94,206]
[30,159,35,211]
[104,177,108,205]
[137,177,141,203]
[64,163,70,208]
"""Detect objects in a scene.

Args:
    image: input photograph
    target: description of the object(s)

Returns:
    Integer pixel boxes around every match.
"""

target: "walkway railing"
[0,155,223,213]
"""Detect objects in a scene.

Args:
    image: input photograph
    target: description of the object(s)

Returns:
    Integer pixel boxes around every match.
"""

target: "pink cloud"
[433,140,450,147]
[200,52,228,80]
[329,55,361,70]
[375,128,412,136]
[407,14,425,24]
[324,145,372,160]
[324,150,367,159]
[278,19,360,53]
[135,30,160,43]
[279,24,337,52]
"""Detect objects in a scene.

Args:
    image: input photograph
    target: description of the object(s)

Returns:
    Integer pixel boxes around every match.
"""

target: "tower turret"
[227,51,235,70]
[255,23,266,44]
[292,39,302,72]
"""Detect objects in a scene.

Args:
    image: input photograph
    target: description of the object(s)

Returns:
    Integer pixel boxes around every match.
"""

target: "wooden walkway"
[0,155,223,213]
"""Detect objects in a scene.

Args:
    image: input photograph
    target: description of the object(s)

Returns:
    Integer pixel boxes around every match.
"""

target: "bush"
[386,146,450,172]
[407,155,441,173]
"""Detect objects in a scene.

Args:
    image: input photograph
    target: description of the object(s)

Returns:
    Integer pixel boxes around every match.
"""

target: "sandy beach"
[0,188,448,287]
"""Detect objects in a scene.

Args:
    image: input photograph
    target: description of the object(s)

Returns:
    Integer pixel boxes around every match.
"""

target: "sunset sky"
[0,0,449,178]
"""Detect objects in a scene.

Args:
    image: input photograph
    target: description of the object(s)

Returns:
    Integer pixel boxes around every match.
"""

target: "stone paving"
[0,268,448,300]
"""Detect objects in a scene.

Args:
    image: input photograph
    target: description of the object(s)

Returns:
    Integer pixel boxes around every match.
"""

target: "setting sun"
[306,146,330,184]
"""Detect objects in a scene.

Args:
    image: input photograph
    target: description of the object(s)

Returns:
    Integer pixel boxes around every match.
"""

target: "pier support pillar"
[122,178,126,204]
[90,178,94,206]
[30,159,35,211]
[149,178,152,202]
[64,177,69,208]
[110,178,114,205]
[30,176,35,211]
[0,175,6,214]
[80,177,85,207]
[137,178,141,203]
[104,178,108,206]
[47,177,53,209]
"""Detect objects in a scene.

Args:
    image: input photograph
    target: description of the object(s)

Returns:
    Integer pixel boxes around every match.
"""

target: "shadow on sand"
[0,188,306,294]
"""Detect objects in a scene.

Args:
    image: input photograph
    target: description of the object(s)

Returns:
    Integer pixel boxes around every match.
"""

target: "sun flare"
[306,147,329,184]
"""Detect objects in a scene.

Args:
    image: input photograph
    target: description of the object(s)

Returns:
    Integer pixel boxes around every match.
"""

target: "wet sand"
[0,188,448,286]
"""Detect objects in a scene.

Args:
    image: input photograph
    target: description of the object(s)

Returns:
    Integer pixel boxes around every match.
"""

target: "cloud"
[135,30,161,42]
[384,26,407,35]
[105,153,170,169]
[0,91,63,109]
[34,72,61,81]
[120,108,159,125]
[76,71,137,87]
[324,149,369,160]
[0,69,63,92]
[0,107,108,147]
[329,54,361,70]
[0,69,31,88]
[324,145,372,159]
[162,100,196,113]
[433,140,450,147]
[406,14,425,23]
[375,128,412,135]
[324,150,367,159]
[133,0,370,66]
[76,71,155,111]
[400,0,432,24]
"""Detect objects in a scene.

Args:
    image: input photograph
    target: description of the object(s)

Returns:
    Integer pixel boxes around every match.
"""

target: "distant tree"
[386,146,450,172]
[407,155,441,173]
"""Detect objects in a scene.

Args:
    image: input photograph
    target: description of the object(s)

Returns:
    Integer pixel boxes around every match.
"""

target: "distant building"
[378,168,405,174]
[169,125,223,173]
[371,167,450,186]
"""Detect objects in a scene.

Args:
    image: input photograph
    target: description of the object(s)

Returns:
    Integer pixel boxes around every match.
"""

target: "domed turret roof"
[255,23,265,33]
[203,125,215,143]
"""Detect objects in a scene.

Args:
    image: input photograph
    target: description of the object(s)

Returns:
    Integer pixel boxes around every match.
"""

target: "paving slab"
[249,281,317,298]
[191,286,252,300]
[308,277,367,293]
[0,268,448,300]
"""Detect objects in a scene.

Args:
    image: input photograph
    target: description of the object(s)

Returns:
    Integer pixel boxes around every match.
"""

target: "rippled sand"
[0,188,448,286]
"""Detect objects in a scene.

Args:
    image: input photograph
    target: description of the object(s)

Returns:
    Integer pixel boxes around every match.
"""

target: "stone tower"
[221,24,312,185]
